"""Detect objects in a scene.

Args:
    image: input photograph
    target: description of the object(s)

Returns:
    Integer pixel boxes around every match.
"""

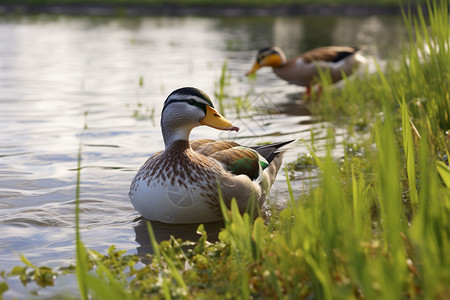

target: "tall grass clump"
[401,0,449,134]
[314,0,449,149]
[277,107,449,299]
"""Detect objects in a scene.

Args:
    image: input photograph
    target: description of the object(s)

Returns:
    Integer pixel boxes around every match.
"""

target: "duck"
[246,46,365,98]
[129,87,291,224]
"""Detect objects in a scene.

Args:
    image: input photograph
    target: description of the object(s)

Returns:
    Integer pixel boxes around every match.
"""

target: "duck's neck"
[164,139,191,154]
[162,125,194,149]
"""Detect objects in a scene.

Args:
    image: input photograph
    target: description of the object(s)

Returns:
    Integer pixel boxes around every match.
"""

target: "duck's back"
[274,46,363,86]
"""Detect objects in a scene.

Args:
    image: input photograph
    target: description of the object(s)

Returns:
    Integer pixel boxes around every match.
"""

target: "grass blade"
[436,161,450,189]
[401,96,419,211]
[75,113,88,300]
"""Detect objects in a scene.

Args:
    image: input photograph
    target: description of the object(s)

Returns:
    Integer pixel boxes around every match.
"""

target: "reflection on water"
[0,13,407,296]
[134,218,223,258]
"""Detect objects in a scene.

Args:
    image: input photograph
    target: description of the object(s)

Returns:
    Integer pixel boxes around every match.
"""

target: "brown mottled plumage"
[195,140,240,156]
[129,87,292,224]
[190,139,214,151]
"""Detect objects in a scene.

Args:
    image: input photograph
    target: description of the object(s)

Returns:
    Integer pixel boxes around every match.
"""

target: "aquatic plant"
[314,0,449,152]
[214,59,230,114]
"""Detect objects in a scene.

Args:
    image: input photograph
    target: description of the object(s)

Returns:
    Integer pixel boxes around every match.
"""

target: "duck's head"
[245,46,287,76]
[161,87,239,147]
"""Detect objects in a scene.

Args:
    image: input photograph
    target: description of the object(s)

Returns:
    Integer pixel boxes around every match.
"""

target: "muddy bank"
[0,3,422,17]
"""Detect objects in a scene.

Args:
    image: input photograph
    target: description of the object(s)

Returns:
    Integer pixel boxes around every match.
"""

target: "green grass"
[75,112,88,300]
[312,0,449,152]
[1,0,449,299]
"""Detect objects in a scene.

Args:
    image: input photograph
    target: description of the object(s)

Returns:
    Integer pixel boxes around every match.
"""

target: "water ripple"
[0,14,405,279]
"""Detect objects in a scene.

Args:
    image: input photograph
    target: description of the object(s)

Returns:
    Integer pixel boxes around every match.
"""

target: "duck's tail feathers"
[251,139,295,164]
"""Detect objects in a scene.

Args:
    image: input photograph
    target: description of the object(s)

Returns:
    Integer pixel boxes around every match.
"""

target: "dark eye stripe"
[162,99,207,114]
[257,47,280,63]
[162,87,215,115]
[170,87,214,107]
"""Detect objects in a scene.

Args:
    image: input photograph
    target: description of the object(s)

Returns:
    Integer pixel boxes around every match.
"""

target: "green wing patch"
[210,147,260,180]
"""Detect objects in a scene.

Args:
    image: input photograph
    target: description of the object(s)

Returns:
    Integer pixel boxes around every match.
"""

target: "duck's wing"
[300,46,359,63]
[194,140,240,156]
[208,140,295,181]
[190,139,215,151]
[209,147,261,180]
[193,139,259,179]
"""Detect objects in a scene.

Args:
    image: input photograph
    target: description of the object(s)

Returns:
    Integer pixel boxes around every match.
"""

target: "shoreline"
[0,3,422,17]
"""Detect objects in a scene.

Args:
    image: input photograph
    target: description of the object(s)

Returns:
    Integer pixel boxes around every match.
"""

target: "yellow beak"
[245,61,262,76]
[200,106,239,132]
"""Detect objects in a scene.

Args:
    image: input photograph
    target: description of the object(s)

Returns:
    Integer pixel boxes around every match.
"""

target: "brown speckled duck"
[246,46,366,97]
[129,87,291,224]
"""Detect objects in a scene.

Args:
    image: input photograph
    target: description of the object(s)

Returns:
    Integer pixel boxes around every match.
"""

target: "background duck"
[129,87,291,224]
[246,46,366,98]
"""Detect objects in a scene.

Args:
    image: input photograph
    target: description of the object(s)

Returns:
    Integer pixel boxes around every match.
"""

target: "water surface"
[0,13,406,297]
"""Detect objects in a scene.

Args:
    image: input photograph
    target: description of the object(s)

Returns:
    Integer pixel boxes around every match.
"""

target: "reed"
[314,0,449,152]
[75,112,88,300]
[215,59,230,114]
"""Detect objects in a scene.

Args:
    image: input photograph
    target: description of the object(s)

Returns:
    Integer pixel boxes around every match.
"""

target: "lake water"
[0,13,406,297]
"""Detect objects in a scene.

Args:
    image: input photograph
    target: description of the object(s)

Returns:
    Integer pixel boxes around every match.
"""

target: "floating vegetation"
[287,153,317,171]
[7,255,57,288]
[128,101,155,122]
